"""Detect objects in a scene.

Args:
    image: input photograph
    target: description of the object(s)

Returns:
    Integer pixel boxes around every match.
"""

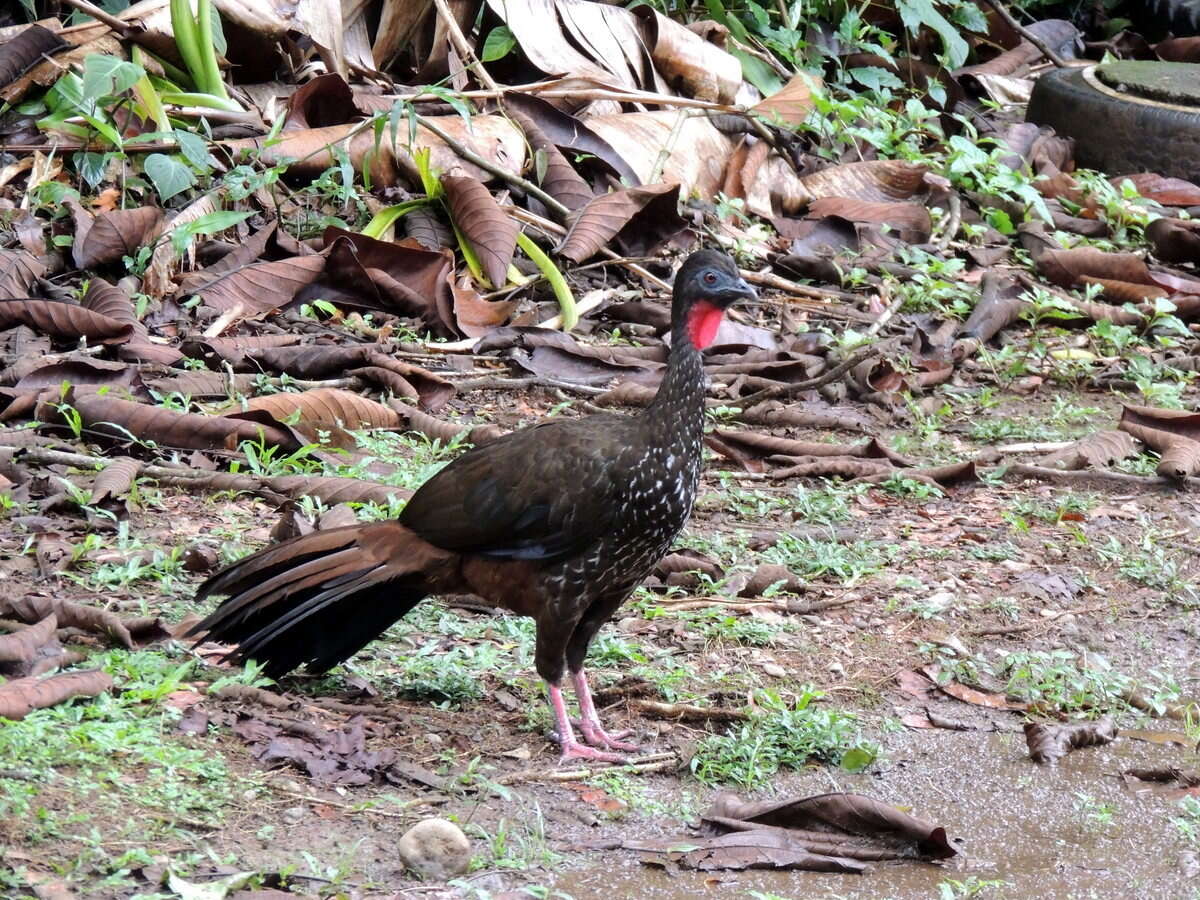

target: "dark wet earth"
[551,730,1195,900]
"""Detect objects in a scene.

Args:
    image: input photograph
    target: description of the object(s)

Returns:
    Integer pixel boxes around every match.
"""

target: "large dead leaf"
[752,73,822,127]
[923,664,1027,710]
[1147,218,1200,265]
[39,391,294,452]
[177,224,326,316]
[632,5,741,103]
[796,161,929,206]
[1025,718,1116,764]
[585,111,734,199]
[1111,173,1200,206]
[0,299,134,345]
[0,247,45,296]
[807,198,931,243]
[501,91,640,185]
[958,271,1027,346]
[73,205,164,270]
[502,102,594,212]
[1043,430,1138,471]
[0,614,57,664]
[0,669,113,720]
[223,116,526,186]
[633,790,960,871]
[0,595,137,649]
[557,183,685,263]
[305,229,454,334]
[440,174,519,289]
[90,456,142,505]
[227,388,402,448]
[448,275,517,339]
[0,24,68,92]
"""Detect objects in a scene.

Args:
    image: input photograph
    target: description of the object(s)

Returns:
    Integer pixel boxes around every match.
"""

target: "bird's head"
[672,249,757,350]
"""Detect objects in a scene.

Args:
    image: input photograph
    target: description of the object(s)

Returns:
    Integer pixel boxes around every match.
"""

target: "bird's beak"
[718,277,757,306]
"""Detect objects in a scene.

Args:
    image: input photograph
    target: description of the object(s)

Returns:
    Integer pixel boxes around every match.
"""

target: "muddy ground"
[2,384,1198,900]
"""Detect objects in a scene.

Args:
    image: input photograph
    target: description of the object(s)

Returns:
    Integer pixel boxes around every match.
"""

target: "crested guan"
[189,249,757,762]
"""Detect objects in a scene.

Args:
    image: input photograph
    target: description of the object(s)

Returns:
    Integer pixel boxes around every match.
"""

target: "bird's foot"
[576,718,640,753]
[557,739,630,764]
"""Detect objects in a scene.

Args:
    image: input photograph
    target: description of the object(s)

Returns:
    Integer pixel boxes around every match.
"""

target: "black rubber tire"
[1027,66,1200,182]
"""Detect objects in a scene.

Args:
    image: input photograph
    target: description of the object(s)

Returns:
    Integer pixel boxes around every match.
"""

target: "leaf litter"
[2,0,1200,895]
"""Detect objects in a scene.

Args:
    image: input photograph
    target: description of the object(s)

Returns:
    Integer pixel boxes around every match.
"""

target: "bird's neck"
[642,329,706,448]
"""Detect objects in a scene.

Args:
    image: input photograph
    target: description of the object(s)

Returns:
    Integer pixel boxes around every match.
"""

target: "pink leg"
[547,683,627,763]
[572,669,641,753]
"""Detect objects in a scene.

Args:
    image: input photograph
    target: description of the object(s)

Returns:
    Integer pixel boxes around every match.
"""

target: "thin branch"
[736,345,882,408]
[738,267,858,302]
[978,0,1068,68]
[431,0,500,92]
[414,113,570,220]
[59,0,134,35]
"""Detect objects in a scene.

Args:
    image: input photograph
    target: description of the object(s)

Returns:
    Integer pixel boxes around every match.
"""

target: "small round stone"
[397,818,471,880]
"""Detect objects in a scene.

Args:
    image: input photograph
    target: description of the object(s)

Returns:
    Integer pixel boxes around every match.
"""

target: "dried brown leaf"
[633,5,742,103]
[503,103,594,212]
[0,299,133,344]
[1157,439,1200,480]
[1147,217,1200,265]
[1,596,133,648]
[1043,430,1138,470]
[0,669,114,720]
[440,174,519,289]
[797,160,929,205]
[0,24,68,90]
[0,614,57,663]
[558,183,682,263]
[1024,718,1116,764]
[807,198,931,243]
[1031,245,1156,289]
[1119,404,1200,449]
[229,388,401,448]
[90,457,141,504]
[1111,173,1200,205]
[74,206,163,270]
[0,247,45,296]
[40,391,293,452]
[752,73,822,126]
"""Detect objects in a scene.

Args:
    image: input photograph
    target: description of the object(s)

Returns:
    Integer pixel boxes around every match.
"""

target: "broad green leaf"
[143,153,196,200]
[169,209,252,254]
[849,66,905,93]
[73,151,111,187]
[732,48,782,96]
[895,0,969,69]
[174,129,211,172]
[481,25,516,62]
[840,745,876,773]
[82,54,144,103]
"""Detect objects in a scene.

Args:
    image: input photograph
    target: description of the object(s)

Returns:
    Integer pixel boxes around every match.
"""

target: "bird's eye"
[703,272,718,285]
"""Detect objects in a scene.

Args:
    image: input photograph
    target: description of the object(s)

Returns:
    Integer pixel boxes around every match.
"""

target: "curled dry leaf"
[585,111,732,199]
[632,5,742,103]
[0,247,45,296]
[502,101,594,213]
[178,226,327,317]
[404,206,454,250]
[0,614,57,663]
[90,456,142,505]
[557,183,683,263]
[0,595,135,648]
[807,198,931,244]
[388,400,505,447]
[39,391,293,453]
[0,669,114,720]
[229,388,402,448]
[958,271,1027,346]
[1147,217,1200,265]
[1030,244,1156,290]
[1042,430,1138,471]
[752,73,823,127]
[1156,439,1200,480]
[796,160,929,206]
[143,191,220,297]
[1024,717,1117,764]
[0,299,134,345]
[81,278,144,335]
[0,24,69,93]
[440,174,519,289]
[923,664,1027,710]
[74,206,164,270]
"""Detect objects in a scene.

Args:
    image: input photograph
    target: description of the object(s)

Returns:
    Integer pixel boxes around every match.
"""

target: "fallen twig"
[499,751,678,784]
[1004,462,1199,490]
[629,699,749,722]
[736,345,882,408]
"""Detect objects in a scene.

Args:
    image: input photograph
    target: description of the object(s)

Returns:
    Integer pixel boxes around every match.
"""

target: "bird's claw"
[577,719,641,753]
[557,739,630,764]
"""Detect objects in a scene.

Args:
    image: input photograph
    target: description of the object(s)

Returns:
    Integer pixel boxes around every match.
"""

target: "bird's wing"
[398,415,634,561]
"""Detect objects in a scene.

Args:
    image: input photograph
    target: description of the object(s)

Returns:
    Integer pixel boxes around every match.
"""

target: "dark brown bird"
[189,249,756,762]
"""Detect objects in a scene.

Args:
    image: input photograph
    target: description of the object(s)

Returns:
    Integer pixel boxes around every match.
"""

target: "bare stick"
[59,0,134,35]
[736,345,882,408]
[414,113,569,219]
[1005,462,1198,490]
[739,267,857,302]
[979,0,1068,68]
[430,0,500,91]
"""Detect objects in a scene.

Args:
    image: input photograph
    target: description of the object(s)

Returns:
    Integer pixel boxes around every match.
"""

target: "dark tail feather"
[189,522,451,678]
